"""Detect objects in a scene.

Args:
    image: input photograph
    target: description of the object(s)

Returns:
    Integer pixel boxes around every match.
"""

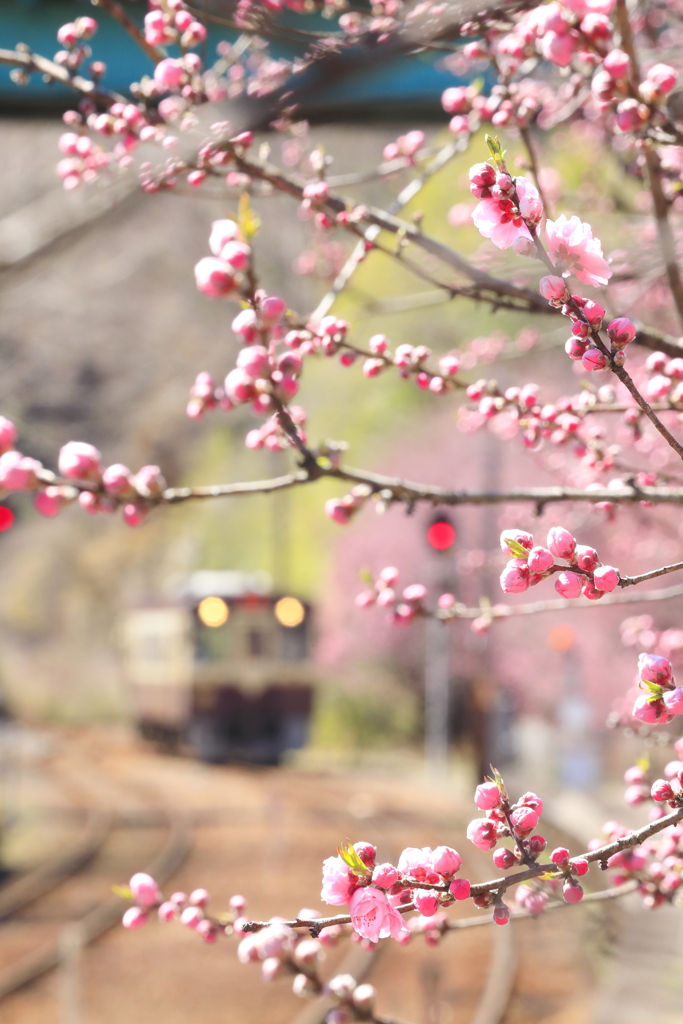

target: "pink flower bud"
[607,317,636,346]
[555,571,582,599]
[325,498,353,525]
[449,878,471,900]
[493,848,516,869]
[158,901,177,921]
[638,653,673,686]
[624,766,646,784]
[500,561,529,594]
[466,818,498,850]
[539,276,568,303]
[237,345,270,378]
[229,894,247,913]
[438,593,455,609]
[442,86,469,114]
[646,63,677,94]
[232,308,258,342]
[194,257,236,298]
[632,695,673,724]
[572,858,589,876]
[439,352,461,377]
[57,22,78,47]
[180,906,203,929]
[372,863,399,888]
[510,806,538,834]
[403,584,427,603]
[432,846,462,878]
[651,779,674,802]
[58,441,102,481]
[593,565,619,592]
[154,58,185,90]
[122,503,147,528]
[122,906,148,929]
[604,48,630,79]
[562,880,583,904]
[616,98,644,132]
[352,984,376,1013]
[189,888,210,906]
[135,465,165,498]
[0,416,17,456]
[624,784,648,806]
[369,334,389,355]
[547,527,576,559]
[130,872,161,908]
[575,545,599,571]
[474,781,501,810]
[414,890,439,917]
[224,368,257,404]
[581,346,608,371]
[550,847,570,866]
[565,337,589,361]
[663,688,683,715]
[34,486,71,518]
[500,529,533,554]
[493,903,510,926]
[527,546,554,573]
[261,295,287,321]
[102,463,134,497]
[219,240,251,270]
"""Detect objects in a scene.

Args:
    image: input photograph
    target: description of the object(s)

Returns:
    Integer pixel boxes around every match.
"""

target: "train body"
[122,571,316,764]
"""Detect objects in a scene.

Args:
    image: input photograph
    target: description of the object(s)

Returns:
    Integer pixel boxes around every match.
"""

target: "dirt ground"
[0,726,598,1024]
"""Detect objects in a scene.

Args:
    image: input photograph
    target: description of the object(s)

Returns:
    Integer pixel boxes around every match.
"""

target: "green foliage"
[310,683,419,752]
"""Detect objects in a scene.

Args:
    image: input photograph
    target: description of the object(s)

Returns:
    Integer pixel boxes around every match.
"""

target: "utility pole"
[424,514,456,779]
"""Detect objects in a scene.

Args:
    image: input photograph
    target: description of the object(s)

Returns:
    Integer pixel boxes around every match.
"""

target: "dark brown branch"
[619,560,683,588]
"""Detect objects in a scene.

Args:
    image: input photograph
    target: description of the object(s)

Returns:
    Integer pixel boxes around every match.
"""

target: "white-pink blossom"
[545,215,612,287]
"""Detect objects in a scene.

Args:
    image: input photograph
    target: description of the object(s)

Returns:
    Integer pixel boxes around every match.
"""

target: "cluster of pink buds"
[469,162,542,250]
[194,219,253,298]
[592,48,677,130]
[382,130,425,164]
[238,913,345,988]
[53,16,98,75]
[144,0,207,49]
[2,429,168,528]
[321,840,469,942]
[354,567,435,626]
[122,872,241,943]
[589,810,683,909]
[499,527,619,599]
[632,654,683,724]
[642,351,683,405]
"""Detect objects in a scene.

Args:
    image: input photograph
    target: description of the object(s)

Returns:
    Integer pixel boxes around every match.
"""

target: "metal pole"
[424,614,450,778]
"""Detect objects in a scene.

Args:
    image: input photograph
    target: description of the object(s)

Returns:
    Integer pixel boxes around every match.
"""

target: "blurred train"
[121,571,316,765]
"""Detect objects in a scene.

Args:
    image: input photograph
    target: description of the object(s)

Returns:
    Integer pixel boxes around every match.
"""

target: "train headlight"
[197,596,229,627]
[274,596,305,628]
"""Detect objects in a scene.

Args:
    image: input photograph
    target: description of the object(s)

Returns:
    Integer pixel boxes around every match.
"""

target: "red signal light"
[427,519,456,551]
[0,507,14,532]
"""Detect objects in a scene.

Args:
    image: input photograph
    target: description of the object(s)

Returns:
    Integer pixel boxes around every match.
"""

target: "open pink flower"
[545,215,612,287]
[349,887,405,942]
[321,855,357,906]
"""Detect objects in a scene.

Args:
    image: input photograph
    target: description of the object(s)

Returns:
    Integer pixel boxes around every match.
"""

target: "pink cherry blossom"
[545,215,612,287]
[154,58,185,90]
[500,560,530,594]
[472,177,541,250]
[348,887,405,942]
[632,695,673,724]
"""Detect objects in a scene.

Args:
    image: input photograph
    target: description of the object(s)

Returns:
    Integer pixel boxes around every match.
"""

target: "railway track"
[0,732,616,1024]
[0,741,192,1002]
